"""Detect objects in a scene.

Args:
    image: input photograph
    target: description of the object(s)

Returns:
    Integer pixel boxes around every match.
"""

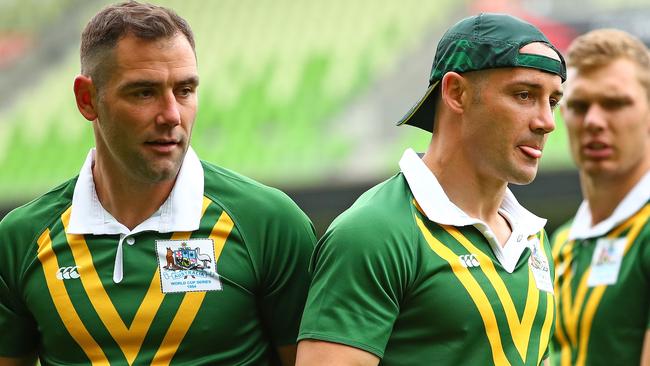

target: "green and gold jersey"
[299,165,556,365]
[0,160,316,365]
[551,199,650,366]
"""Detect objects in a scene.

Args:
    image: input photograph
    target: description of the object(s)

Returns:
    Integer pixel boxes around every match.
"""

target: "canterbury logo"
[56,266,80,280]
[459,254,480,268]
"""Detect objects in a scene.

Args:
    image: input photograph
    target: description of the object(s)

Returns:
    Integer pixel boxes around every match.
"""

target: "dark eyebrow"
[119,76,199,92]
[179,76,199,87]
[120,80,159,91]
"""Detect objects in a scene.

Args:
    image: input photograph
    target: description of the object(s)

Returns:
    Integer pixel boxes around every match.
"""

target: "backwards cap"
[397,13,566,132]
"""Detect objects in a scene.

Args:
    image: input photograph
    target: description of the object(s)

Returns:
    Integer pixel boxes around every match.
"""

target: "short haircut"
[80,1,195,88]
[566,29,650,96]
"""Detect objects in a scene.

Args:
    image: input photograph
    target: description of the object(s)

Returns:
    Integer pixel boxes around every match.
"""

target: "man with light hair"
[551,28,650,366]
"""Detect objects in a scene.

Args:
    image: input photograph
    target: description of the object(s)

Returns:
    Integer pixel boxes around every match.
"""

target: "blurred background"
[1,0,649,235]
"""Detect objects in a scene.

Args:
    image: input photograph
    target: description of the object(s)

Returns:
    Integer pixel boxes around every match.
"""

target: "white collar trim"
[68,147,204,235]
[399,148,547,273]
[67,147,205,284]
[569,170,650,240]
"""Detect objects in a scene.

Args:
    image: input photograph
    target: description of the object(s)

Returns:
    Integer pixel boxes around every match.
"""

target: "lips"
[518,144,543,159]
[145,138,181,153]
[582,140,613,159]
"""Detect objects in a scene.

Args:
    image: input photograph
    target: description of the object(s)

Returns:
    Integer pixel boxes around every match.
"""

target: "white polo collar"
[67,147,205,283]
[569,170,650,241]
[399,148,547,273]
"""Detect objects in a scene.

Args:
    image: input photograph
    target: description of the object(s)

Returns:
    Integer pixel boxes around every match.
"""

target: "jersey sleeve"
[257,197,317,347]
[298,209,413,358]
[0,212,39,356]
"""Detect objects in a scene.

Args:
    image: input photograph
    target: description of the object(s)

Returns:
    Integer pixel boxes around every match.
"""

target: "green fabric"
[299,173,555,365]
[430,14,566,82]
[550,202,650,366]
[0,161,316,365]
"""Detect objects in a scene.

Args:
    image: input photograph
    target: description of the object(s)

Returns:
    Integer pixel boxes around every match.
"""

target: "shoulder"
[318,174,416,256]
[201,161,314,237]
[550,220,574,253]
[0,177,76,243]
[202,161,307,216]
[331,173,413,233]
[0,178,76,283]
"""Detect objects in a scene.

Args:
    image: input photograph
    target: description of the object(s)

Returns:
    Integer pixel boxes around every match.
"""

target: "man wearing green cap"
[297,13,564,366]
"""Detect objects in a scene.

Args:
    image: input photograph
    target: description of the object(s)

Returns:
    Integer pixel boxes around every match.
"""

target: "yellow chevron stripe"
[442,225,541,362]
[54,196,216,365]
[551,227,570,261]
[151,199,234,365]
[554,236,576,366]
[553,270,572,366]
[575,204,650,366]
[416,216,511,366]
[62,208,163,365]
[562,208,636,346]
[537,293,555,365]
[36,229,109,364]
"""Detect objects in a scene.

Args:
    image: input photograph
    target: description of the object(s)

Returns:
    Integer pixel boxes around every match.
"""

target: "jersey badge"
[587,237,626,287]
[529,238,553,293]
[156,239,222,293]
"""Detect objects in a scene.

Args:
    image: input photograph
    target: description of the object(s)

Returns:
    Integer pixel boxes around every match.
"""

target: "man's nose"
[156,91,181,127]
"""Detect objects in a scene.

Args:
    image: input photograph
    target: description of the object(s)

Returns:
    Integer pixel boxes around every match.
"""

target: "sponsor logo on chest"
[55,266,80,280]
[155,239,222,293]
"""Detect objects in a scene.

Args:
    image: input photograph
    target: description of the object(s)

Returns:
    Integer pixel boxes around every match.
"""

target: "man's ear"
[440,72,469,114]
[74,75,98,121]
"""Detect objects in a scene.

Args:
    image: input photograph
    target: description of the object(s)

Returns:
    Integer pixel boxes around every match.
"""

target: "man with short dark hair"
[0,2,315,365]
[297,13,564,366]
[551,28,650,366]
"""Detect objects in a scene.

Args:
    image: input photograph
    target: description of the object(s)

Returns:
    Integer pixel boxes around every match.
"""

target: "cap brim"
[396,80,440,133]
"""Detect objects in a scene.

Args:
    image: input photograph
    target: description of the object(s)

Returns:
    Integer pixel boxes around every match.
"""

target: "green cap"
[397,13,566,132]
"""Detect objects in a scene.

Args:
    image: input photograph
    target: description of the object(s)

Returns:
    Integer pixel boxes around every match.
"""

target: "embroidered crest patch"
[155,239,222,293]
[528,237,553,293]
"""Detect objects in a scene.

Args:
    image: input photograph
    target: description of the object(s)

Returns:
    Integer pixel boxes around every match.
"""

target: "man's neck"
[422,147,511,245]
[581,167,648,226]
[92,162,176,231]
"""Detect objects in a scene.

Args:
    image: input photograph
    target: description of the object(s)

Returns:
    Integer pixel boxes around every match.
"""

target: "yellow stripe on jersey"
[538,293,554,365]
[36,229,110,365]
[152,203,235,365]
[42,196,224,365]
[415,216,511,366]
[574,204,650,366]
[552,232,574,366]
[62,207,165,365]
[555,204,650,366]
[442,225,546,363]
[551,227,570,261]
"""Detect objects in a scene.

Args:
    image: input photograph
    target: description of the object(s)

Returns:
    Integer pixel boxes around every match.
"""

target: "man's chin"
[139,161,183,183]
[509,169,538,186]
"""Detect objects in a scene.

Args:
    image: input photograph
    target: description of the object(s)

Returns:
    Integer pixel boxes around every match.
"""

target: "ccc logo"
[458,254,480,268]
[56,266,80,280]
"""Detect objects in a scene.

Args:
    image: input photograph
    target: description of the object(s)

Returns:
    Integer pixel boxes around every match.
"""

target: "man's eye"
[517,91,530,100]
[134,89,154,98]
[566,101,588,114]
[550,98,559,110]
[177,87,194,97]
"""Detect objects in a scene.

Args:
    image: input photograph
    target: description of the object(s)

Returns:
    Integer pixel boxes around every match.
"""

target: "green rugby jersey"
[550,173,650,366]
[0,150,316,365]
[299,149,556,365]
